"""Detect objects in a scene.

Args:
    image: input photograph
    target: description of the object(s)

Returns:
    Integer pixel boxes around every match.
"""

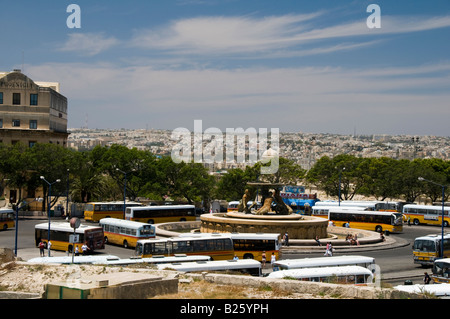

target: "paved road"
[0,217,442,286]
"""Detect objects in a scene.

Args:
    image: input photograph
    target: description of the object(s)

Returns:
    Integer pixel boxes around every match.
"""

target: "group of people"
[345,234,360,246]
[38,239,90,257]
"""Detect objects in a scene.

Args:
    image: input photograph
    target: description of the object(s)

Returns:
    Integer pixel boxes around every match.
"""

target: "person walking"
[261,251,267,268]
[424,272,431,284]
[324,242,333,256]
[38,240,45,257]
[271,252,277,270]
[284,231,289,247]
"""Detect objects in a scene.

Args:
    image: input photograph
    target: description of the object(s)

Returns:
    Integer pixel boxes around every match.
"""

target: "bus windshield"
[413,240,436,252]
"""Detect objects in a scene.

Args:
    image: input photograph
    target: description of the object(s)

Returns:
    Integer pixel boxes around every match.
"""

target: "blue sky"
[1,0,450,136]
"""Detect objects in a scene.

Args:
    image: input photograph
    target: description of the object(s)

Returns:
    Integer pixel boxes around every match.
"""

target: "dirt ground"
[0,261,329,299]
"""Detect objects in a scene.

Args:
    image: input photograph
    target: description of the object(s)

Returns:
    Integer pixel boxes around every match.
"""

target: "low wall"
[184,272,422,299]
[200,213,328,239]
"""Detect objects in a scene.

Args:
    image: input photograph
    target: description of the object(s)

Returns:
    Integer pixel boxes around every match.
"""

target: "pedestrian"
[261,251,266,268]
[81,243,89,255]
[424,272,431,284]
[38,240,45,257]
[271,252,277,270]
[75,246,80,256]
[284,231,289,247]
[407,216,411,226]
[324,242,333,256]
[380,231,385,242]
[47,241,52,256]
[315,235,322,246]
[233,254,239,260]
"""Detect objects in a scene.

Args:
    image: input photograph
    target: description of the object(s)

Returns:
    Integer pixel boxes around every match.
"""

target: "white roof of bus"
[35,222,102,233]
[137,233,232,244]
[274,255,375,269]
[27,255,119,264]
[328,209,395,216]
[312,206,367,211]
[99,218,154,229]
[414,233,450,241]
[157,259,261,272]
[128,204,195,210]
[394,283,450,296]
[315,201,378,206]
[403,204,450,211]
[267,265,373,279]
[94,255,211,265]
[86,201,142,205]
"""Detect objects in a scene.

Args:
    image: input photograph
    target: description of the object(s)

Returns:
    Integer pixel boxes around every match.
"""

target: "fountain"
[200,182,328,239]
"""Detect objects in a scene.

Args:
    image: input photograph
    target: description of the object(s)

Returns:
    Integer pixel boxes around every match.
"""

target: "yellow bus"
[227,201,239,212]
[180,232,282,262]
[328,209,403,233]
[35,222,105,253]
[125,205,196,224]
[413,233,450,266]
[83,201,142,222]
[99,218,155,248]
[403,204,450,227]
[0,208,15,230]
[135,234,234,260]
[230,233,281,261]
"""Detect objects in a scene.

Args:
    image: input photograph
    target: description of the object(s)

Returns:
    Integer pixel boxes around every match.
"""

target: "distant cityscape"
[68,128,450,171]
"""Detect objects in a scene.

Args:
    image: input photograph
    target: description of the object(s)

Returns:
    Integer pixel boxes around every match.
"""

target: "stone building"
[0,69,69,147]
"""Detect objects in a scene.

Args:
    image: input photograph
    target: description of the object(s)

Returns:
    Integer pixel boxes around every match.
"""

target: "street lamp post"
[40,176,60,257]
[338,167,346,206]
[418,177,449,258]
[116,168,130,217]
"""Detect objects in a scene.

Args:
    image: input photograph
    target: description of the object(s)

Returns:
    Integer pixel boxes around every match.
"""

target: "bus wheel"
[375,226,382,233]
[444,221,449,227]
[180,218,186,222]
[414,219,420,226]
[243,253,254,259]
[104,236,109,244]
[2,224,7,230]
[123,240,128,248]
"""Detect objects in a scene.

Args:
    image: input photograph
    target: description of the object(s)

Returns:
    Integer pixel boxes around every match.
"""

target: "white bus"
[312,206,368,218]
[267,265,373,284]
[99,218,155,248]
[403,204,450,227]
[273,255,375,270]
[94,255,212,266]
[314,201,378,210]
[125,205,196,224]
[157,259,262,276]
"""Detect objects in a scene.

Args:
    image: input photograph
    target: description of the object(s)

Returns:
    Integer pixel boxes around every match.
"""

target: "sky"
[1,0,449,136]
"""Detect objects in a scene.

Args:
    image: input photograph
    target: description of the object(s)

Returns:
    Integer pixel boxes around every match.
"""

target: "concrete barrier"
[183,272,423,299]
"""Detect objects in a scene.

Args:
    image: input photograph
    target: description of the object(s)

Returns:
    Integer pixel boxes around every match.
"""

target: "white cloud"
[26,61,450,135]
[129,13,450,57]
[59,33,120,56]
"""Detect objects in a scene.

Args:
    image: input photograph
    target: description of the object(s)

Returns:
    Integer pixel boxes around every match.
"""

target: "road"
[0,217,443,286]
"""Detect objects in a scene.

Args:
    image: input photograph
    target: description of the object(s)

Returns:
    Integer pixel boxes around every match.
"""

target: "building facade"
[0,70,69,147]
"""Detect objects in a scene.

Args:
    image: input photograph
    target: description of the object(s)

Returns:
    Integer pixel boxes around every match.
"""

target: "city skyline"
[1,1,450,136]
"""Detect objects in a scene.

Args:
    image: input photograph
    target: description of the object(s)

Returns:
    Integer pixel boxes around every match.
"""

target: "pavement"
[14,213,421,284]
